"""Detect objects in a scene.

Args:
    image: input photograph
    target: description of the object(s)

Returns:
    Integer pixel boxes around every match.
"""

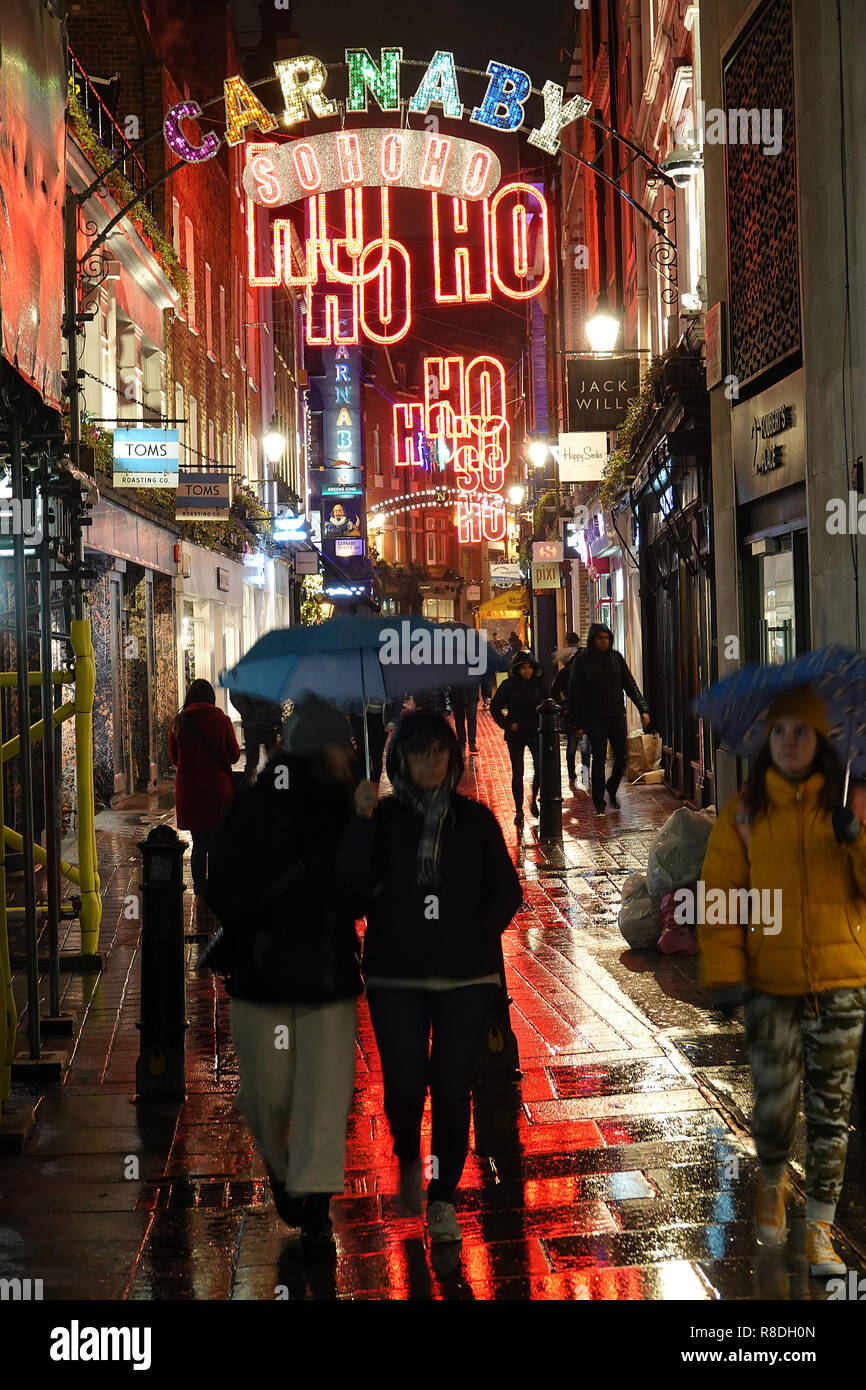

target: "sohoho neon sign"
[164,48,592,169]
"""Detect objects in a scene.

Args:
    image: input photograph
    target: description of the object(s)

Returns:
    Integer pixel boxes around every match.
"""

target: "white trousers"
[230,996,357,1195]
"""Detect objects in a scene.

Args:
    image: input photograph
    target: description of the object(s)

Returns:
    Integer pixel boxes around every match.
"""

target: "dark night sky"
[231,0,572,89]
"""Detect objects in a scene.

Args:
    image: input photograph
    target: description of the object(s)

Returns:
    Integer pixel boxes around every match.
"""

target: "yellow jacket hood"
[698,768,866,995]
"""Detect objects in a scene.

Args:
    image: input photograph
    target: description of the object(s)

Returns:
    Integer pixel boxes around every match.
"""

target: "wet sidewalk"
[2,708,866,1300]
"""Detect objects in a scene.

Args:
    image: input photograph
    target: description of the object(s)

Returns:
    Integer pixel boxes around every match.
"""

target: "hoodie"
[489,651,548,740]
[567,623,649,726]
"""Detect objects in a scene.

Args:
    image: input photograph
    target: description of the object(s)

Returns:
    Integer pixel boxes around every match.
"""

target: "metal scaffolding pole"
[11,419,41,1058]
[39,454,62,1019]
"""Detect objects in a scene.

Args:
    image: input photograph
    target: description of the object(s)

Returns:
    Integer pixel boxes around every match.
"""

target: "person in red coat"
[169,679,240,897]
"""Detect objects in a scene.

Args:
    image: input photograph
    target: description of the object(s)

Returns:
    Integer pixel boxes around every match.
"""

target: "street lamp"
[508,484,525,504]
[585,293,621,353]
[263,418,286,465]
[527,441,549,469]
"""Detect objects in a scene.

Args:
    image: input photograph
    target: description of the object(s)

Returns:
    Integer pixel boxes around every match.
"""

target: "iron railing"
[68,49,153,214]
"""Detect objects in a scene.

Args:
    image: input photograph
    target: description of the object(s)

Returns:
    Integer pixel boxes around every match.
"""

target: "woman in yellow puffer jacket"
[699,685,866,1279]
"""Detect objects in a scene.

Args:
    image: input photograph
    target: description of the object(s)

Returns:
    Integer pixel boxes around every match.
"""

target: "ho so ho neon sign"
[395,354,512,545]
[163,49,592,347]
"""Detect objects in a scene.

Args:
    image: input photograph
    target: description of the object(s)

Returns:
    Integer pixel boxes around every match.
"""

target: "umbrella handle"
[360,649,371,781]
[844,754,852,807]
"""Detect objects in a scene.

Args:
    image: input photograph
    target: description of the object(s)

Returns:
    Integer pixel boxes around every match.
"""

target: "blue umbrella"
[219,616,512,777]
[693,645,866,799]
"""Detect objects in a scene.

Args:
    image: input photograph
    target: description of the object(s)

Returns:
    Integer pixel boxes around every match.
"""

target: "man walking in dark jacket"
[490,651,547,825]
[568,622,650,816]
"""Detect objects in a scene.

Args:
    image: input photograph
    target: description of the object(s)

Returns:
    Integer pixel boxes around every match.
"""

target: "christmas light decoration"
[336,132,364,185]
[345,47,403,113]
[224,75,278,146]
[462,149,493,198]
[169,51,596,164]
[243,129,501,206]
[490,181,550,298]
[358,238,412,344]
[418,135,453,189]
[526,81,593,156]
[305,281,359,345]
[381,132,404,182]
[163,100,219,162]
[274,56,338,126]
[292,142,323,192]
[470,61,532,133]
[431,196,492,302]
[408,50,463,119]
[248,153,283,204]
[393,403,426,466]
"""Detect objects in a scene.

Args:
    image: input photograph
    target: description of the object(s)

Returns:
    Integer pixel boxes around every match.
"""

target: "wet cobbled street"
[4,710,866,1302]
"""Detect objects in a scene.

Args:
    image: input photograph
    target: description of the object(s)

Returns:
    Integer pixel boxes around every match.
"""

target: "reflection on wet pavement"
[2,714,865,1301]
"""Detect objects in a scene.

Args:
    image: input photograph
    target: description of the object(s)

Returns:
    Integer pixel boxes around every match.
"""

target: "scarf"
[392,765,455,889]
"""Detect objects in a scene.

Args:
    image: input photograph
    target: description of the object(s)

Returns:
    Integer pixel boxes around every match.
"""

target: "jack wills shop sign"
[566,357,640,432]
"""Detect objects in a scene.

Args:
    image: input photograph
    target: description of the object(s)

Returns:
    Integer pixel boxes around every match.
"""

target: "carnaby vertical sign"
[321,343,367,576]
[566,357,640,431]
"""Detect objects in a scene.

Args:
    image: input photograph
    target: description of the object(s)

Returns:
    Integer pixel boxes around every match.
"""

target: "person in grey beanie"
[203,692,362,1258]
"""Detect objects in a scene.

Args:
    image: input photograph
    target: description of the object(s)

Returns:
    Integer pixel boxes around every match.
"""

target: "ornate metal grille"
[724,0,800,387]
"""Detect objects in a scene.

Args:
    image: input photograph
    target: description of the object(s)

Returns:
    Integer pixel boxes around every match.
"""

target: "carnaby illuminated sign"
[164,48,591,167]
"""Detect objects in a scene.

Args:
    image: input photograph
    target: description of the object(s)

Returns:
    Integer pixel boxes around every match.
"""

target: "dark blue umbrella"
[219,615,512,777]
[693,645,866,798]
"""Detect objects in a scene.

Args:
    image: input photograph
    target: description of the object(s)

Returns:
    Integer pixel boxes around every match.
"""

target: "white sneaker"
[426,1199,462,1244]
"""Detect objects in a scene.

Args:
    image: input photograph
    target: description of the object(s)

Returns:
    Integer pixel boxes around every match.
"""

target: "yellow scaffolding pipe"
[2,701,75,763]
[0,672,67,687]
[2,828,81,886]
[71,619,101,949]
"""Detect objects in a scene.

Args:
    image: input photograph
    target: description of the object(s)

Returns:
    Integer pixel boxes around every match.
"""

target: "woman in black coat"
[203,694,362,1256]
[489,650,548,824]
[339,712,522,1245]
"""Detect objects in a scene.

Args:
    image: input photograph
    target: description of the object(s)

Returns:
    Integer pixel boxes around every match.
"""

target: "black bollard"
[537,698,563,842]
[135,825,189,1102]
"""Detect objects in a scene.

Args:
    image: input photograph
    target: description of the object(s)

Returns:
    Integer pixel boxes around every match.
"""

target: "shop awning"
[476,584,529,618]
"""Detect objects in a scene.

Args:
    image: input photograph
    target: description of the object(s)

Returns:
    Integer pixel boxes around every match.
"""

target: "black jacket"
[204,754,362,1004]
[338,794,523,980]
[568,622,649,727]
[551,650,580,730]
[489,655,547,740]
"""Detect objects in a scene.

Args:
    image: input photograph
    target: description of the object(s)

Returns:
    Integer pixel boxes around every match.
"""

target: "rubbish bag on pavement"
[626,730,664,782]
[646,807,716,904]
[618,871,662,949]
[657,883,699,955]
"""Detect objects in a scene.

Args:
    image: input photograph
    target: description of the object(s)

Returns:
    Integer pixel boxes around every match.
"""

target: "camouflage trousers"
[744,987,866,1222]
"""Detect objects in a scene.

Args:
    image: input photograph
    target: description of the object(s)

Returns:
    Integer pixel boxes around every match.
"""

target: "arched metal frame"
[78,58,680,267]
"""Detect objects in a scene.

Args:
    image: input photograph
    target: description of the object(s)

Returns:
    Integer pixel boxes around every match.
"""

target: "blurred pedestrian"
[450,683,480,755]
[700,685,866,1278]
[229,690,283,783]
[551,631,588,787]
[169,679,240,904]
[507,630,523,657]
[339,712,522,1245]
[204,693,363,1257]
[490,651,547,825]
[568,622,650,816]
